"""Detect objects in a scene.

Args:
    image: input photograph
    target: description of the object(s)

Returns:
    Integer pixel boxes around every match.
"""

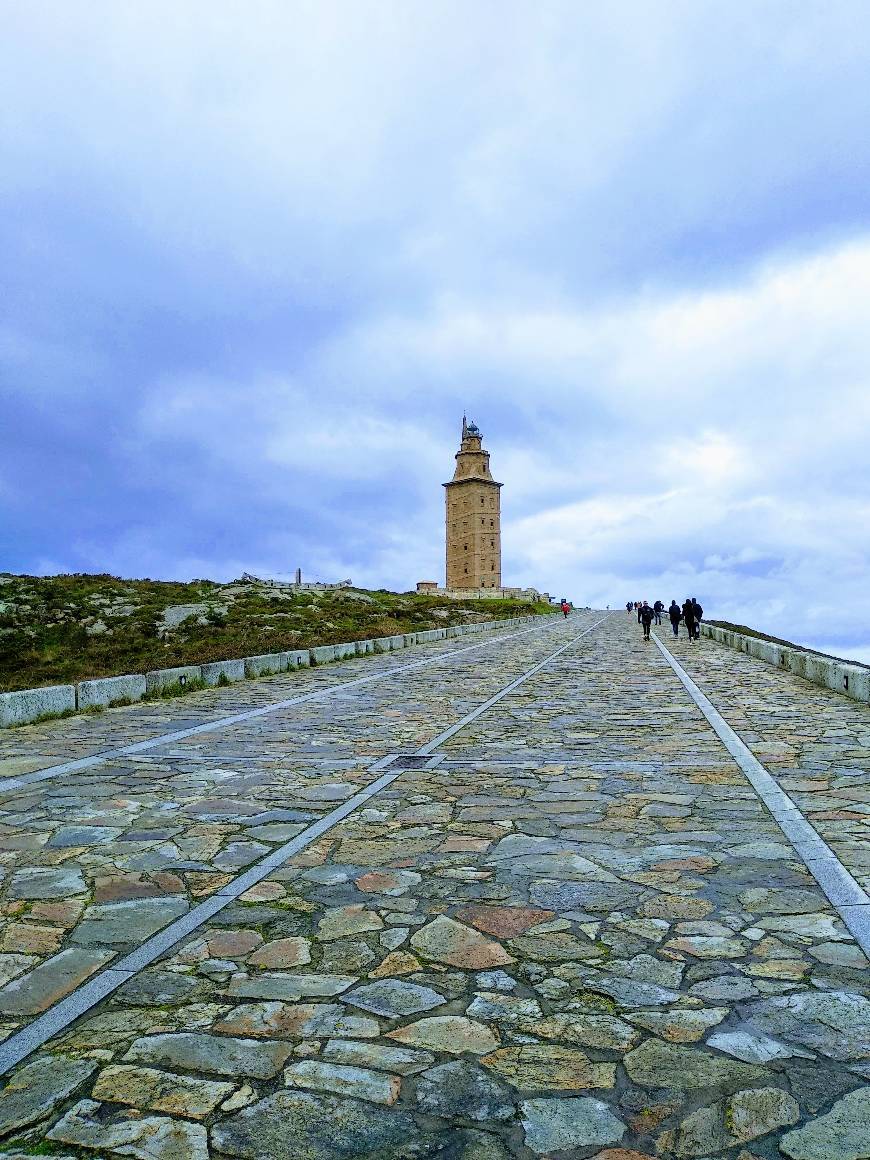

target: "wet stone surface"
[0,612,868,1156]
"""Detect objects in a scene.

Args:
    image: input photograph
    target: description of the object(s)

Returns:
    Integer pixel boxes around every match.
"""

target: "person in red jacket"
[560,600,571,618]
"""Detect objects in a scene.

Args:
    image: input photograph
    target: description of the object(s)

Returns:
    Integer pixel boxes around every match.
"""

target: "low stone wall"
[1,613,548,727]
[701,624,870,704]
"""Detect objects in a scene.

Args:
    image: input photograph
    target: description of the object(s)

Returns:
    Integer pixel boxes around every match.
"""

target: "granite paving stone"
[47,1098,209,1159]
[0,1054,96,1136]
[90,1063,235,1119]
[283,1059,402,1105]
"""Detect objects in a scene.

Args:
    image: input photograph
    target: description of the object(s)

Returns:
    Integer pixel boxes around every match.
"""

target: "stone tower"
[444,417,502,589]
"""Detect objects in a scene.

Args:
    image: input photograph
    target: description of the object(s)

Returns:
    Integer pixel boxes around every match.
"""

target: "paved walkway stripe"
[0,615,570,793]
[0,615,606,1075]
[653,631,870,955]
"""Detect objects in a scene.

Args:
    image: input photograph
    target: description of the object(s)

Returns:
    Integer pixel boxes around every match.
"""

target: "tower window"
[480,497,485,505]
[464,544,468,550]
[490,520,494,527]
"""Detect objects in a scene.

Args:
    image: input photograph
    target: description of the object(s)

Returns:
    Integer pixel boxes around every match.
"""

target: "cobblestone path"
[0,612,867,1158]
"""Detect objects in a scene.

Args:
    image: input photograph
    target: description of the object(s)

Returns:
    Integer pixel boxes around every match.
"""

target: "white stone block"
[785,649,807,679]
[289,650,310,668]
[0,685,76,727]
[843,666,870,702]
[372,637,393,653]
[310,645,337,665]
[757,641,779,664]
[77,674,146,708]
[802,655,828,685]
[244,653,290,677]
[145,665,203,694]
[334,643,357,660]
[201,659,245,686]
[354,640,374,655]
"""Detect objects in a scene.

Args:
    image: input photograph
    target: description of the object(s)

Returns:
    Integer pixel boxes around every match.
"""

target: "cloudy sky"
[2,2,869,660]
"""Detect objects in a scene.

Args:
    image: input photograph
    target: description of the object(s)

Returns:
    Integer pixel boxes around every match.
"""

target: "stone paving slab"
[0,614,868,1157]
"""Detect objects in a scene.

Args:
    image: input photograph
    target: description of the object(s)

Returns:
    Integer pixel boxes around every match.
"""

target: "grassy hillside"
[0,573,555,691]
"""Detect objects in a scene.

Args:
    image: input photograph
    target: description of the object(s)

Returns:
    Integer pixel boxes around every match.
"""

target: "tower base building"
[416,418,549,604]
[445,417,502,589]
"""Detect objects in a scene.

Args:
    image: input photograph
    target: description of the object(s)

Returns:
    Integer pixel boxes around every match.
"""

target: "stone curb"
[0,685,76,728]
[76,674,146,709]
[144,664,203,695]
[1,613,549,728]
[702,624,869,703]
[243,652,292,678]
[200,659,246,686]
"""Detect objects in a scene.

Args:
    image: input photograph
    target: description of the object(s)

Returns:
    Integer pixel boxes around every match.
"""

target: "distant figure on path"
[691,597,703,639]
[639,601,655,640]
[637,602,643,624]
[653,599,663,625]
[560,600,571,618]
[626,601,633,614]
[682,598,696,642]
[668,600,681,636]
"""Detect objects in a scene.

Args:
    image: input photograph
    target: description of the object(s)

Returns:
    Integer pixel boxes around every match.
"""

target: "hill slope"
[0,574,554,691]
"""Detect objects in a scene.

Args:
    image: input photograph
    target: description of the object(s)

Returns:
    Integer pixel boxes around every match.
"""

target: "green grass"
[142,676,208,701]
[0,573,555,691]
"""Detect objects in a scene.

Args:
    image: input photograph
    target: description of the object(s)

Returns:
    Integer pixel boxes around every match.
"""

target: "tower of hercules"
[444,417,502,589]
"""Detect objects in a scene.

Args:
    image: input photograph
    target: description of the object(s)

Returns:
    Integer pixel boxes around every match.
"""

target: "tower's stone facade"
[444,418,502,589]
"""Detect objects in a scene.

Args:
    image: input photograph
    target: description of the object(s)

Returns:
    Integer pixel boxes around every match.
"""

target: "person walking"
[691,597,703,639]
[668,600,681,637]
[639,600,655,641]
[653,599,663,626]
[637,602,643,624]
[682,597,696,642]
[626,601,633,614]
[560,600,571,618]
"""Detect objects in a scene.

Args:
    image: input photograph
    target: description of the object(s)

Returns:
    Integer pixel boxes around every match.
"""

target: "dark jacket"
[692,600,703,621]
[653,601,663,613]
[668,602,681,622]
[682,600,695,623]
[640,605,655,625]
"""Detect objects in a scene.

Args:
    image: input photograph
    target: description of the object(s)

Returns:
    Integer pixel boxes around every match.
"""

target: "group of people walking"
[626,598,704,642]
